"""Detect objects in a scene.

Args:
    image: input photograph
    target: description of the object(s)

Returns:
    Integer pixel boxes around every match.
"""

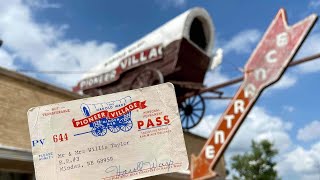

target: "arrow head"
[191,154,217,180]
[244,9,317,91]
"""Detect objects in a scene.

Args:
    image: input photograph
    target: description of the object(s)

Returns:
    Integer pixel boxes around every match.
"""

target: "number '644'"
[53,133,68,143]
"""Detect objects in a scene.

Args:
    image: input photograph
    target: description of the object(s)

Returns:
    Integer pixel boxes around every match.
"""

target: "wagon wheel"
[120,118,133,132]
[179,95,205,130]
[107,118,121,133]
[91,123,107,137]
[130,69,164,90]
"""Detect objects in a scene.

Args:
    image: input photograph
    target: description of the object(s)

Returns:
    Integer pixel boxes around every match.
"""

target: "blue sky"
[0,0,320,179]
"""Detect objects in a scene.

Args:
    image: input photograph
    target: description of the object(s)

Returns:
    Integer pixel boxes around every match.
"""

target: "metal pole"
[182,53,320,99]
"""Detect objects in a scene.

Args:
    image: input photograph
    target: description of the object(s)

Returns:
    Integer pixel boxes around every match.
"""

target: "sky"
[0,0,320,179]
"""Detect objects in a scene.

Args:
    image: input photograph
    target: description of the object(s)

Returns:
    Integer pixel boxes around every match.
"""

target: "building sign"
[191,9,317,180]
[73,45,163,92]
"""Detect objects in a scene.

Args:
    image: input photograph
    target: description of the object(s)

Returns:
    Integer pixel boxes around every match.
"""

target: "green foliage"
[231,140,280,180]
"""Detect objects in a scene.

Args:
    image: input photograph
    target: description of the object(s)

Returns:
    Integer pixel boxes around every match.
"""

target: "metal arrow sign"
[191,9,317,180]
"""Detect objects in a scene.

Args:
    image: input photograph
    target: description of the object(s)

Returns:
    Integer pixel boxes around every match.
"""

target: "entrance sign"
[191,9,317,180]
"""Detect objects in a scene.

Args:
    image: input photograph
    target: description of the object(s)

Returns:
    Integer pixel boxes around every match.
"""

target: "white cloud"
[0,0,117,89]
[191,106,292,153]
[25,0,61,9]
[283,105,295,113]
[207,99,230,111]
[229,107,292,153]
[296,32,320,73]
[297,120,320,142]
[269,74,297,90]
[309,0,320,9]
[203,67,234,111]
[204,67,230,87]
[277,142,320,178]
[189,115,219,138]
[155,0,186,8]
[222,29,261,55]
[0,49,16,69]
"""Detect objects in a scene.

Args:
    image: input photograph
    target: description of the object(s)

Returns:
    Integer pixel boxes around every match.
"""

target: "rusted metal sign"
[191,9,317,180]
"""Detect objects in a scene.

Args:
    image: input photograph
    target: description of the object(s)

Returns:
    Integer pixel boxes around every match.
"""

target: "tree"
[231,139,280,180]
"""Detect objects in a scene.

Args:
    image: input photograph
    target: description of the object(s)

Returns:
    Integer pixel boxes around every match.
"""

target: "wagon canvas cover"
[73,7,215,92]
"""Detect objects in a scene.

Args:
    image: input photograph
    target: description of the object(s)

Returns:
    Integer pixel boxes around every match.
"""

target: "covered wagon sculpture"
[73,7,222,130]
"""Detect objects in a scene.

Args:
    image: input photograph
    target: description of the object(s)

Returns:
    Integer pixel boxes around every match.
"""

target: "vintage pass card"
[27,83,189,180]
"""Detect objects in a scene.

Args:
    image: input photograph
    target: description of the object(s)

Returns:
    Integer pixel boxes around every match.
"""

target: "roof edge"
[0,67,83,99]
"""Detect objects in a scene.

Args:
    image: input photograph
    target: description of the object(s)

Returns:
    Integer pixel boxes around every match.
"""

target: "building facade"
[0,67,82,179]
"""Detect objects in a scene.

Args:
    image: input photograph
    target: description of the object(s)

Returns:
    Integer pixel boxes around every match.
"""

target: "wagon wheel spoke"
[192,112,201,119]
[147,71,156,84]
[190,96,196,105]
[190,115,196,126]
[186,116,189,129]
[193,98,203,107]
[144,70,154,84]
[144,71,152,83]
[183,101,188,108]
[180,103,185,111]
[179,95,206,130]
[131,69,163,89]
[136,76,145,86]
[181,115,186,123]
[186,97,191,104]
[141,75,148,84]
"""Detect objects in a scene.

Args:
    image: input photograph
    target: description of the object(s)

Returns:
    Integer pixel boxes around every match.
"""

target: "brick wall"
[0,68,82,150]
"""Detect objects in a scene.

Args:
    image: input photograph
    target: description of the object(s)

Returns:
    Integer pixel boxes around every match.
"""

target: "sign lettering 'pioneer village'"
[73,45,163,92]
[191,9,317,180]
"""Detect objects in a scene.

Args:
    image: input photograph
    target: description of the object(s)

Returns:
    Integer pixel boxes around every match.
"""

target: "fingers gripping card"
[27,83,189,180]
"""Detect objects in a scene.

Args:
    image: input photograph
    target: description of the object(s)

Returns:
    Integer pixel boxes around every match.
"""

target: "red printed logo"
[72,101,147,128]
